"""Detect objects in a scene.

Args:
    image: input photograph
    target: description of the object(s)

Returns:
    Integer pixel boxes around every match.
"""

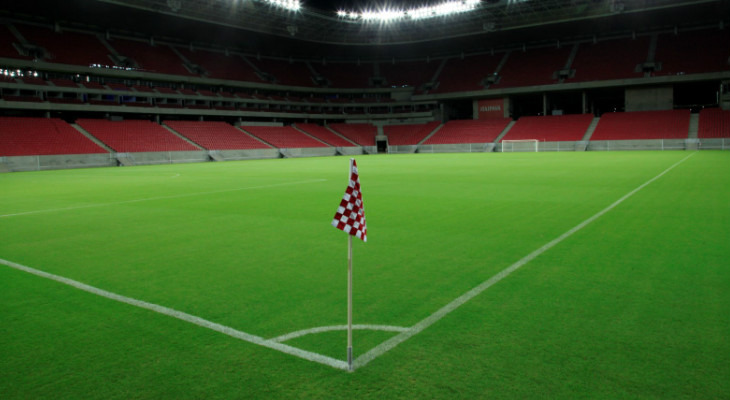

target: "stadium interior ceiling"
[1,0,728,60]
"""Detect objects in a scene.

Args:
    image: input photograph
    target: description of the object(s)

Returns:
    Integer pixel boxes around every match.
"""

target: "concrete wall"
[587,139,687,151]
[119,151,209,165]
[625,86,673,111]
[2,153,117,172]
[280,147,338,158]
[218,149,281,160]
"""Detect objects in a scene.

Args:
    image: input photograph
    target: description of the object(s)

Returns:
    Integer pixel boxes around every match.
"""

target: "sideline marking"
[271,325,409,343]
[0,179,327,218]
[353,152,697,370]
[0,258,349,371]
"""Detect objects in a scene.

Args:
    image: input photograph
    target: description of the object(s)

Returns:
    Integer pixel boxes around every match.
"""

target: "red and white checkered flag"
[332,158,367,242]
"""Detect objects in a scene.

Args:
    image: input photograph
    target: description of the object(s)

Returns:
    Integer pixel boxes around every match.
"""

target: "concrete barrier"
[418,143,492,153]
[218,149,282,161]
[336,147,364,156]
[116,151,209,166]
[587,139,686,151]
[388,145,418,154]
[2,153,117,172]
[280,147,338,158]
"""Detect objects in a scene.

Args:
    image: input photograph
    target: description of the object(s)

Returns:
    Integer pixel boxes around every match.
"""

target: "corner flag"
[332,158,367,242]
[332,158,366,372]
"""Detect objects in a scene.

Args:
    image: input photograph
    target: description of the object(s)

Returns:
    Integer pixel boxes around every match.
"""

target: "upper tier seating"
[77,119,199,152]
[380,60,440,89]
[177,47,263,82]
[328,123,377,146]
[423,119,511,145]
[164,121,271,150]
[253,58,315,87]
[0,24,31,60]
[567,37,649,82]
[491,46,571,88]
[698,108,730,139]
[242,126,328,148]
[654,29,730,76]
[0,117,107,156]
[295,124,356,147]
[108,38,194,76]
[501,114,594,142]
[15,24,110,67]
[590,109,690,140]
[432,54,502,93]
[384,121,441,145]
[311,63,373,88]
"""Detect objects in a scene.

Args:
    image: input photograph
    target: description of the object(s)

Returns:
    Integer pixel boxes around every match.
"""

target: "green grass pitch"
[1,151,728,399]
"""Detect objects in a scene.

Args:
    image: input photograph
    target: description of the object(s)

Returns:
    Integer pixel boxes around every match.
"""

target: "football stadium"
[1,0,729,398]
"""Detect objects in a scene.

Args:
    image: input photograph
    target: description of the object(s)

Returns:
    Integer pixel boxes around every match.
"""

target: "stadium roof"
[2,0,727,59]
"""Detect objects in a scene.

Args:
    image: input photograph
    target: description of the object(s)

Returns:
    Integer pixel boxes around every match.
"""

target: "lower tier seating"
[590,110,690,140]
[77,119,199,152]
[295,124,356,147]
[501,114,593,142]
[0,117,107,156]
[384,121,441,145]
[242,126,329,148]
[698,108,730,139]
[164,121,271,150]
[423,119,511,145]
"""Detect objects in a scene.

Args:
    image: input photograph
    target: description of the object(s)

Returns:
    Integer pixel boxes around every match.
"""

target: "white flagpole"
[347,234,353,372]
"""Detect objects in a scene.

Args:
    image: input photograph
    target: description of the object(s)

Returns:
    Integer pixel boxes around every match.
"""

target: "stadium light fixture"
[261,0,301,12]
[337,0,480,23]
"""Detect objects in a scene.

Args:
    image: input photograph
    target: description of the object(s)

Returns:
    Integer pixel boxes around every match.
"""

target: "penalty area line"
[353,152,697,370]
[0,258,349,371]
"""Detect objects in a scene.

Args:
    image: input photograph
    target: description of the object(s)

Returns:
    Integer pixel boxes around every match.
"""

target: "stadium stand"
[567,36,649,82]
[253,58,315,87]
[328,123,377,146]
[432,54,502,93]
[177,47,263,82]
[50,78,81,88]
[0,117,107,156]
[77,119,199,152]
[107,38,194,76]
[311,63,373,88]
[423,119,511,145]
[654,29,730,76]
[0,24,31,60]
[501,114,594,142]
[164,121,271,150]
[19,76,47,86]
[698,108,730,138]
[295,124,356,147]
[15,24,111,67]
[491,46,570,88]
[384,121,441,145]
[380,60,440,89]
[81,81,106,90]
[590,109,690,140]
[242,126,329,148]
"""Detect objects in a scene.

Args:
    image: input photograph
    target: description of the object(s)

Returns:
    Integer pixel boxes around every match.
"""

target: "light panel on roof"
[262,0,300,11]
[338,0,481,23]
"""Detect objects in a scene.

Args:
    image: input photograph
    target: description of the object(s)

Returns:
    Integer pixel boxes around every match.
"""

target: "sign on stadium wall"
[477,98,505,119]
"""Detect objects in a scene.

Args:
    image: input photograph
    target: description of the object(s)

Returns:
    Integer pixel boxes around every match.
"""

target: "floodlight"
[261,0,300,12]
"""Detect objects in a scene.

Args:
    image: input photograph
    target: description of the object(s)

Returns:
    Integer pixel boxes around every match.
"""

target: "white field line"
[0,179,327,219]
[271,325,409,343]
[353,152,697,370]
[0,258,349,371]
